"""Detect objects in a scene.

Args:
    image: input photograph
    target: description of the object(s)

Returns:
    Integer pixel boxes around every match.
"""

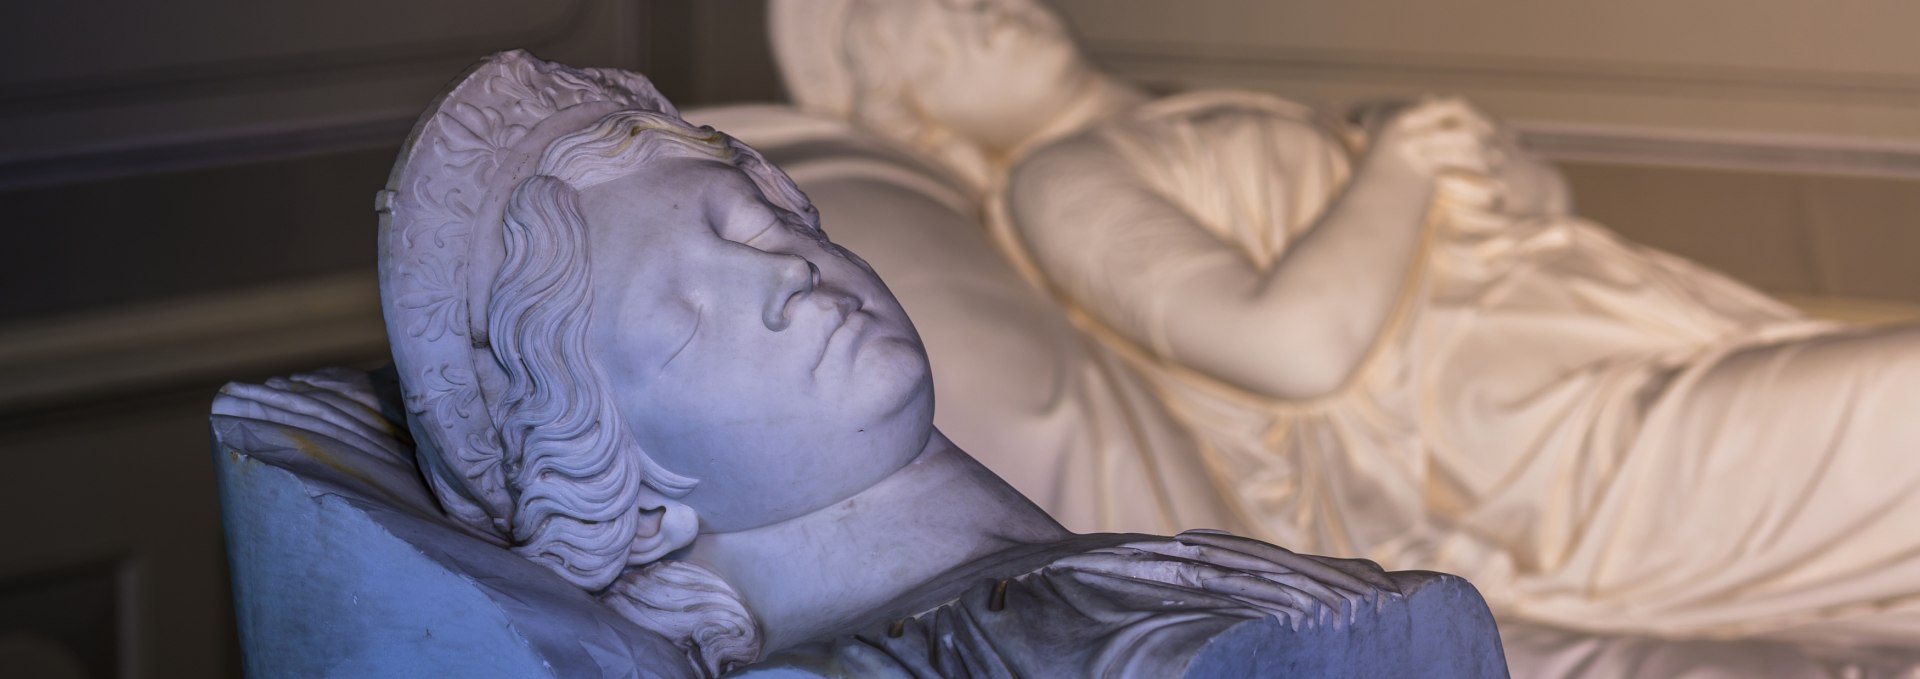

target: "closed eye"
[737,213,783,249]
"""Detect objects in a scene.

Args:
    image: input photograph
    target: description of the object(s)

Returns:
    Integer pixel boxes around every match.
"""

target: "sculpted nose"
[763,255,820,331]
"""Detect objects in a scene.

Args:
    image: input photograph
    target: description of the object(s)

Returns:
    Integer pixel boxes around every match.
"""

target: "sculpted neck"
[684,430,1068,652]
[999,73,1148,164]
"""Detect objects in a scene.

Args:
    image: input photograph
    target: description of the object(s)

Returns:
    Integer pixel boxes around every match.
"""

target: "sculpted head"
[519,111,935,538]
[851,0,1091,150]
[774,0,1099,168]
[380,51,933,675]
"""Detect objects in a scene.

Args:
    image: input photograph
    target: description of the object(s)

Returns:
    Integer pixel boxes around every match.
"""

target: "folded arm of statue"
[1002,97,1506,400]
[212,52,1508,678]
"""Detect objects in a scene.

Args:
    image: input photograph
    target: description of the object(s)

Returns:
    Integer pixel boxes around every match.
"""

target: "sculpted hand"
[1365,97,1501,181]
[1050,530,1403,628]
[1484,124,1573,217]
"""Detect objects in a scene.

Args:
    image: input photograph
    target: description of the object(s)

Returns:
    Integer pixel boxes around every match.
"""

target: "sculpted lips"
[813,293,868,373]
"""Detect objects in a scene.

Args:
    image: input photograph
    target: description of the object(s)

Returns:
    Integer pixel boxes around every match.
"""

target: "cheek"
[623,375,800,489]
[630,342,814,439]
[639,339,924,455]
[927,52,1073,126]
[594,316,692,410]
[1001,45,1078,97]
[816,334,933,440]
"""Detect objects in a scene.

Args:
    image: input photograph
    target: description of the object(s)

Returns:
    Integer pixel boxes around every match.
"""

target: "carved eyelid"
[731,211,784,249]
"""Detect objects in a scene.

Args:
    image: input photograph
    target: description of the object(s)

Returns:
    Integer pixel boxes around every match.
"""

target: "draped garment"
[989,90,1920,651]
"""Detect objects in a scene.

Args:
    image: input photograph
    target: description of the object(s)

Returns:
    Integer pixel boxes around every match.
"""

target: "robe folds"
[991,90,1920,653]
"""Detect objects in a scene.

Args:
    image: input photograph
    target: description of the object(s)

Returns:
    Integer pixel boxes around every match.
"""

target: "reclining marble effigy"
[210,51,1508,677]
[767,0,1920,676]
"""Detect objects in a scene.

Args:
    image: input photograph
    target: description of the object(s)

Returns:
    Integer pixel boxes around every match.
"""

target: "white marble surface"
[768,1,1920,675]
[211,50,1510,678]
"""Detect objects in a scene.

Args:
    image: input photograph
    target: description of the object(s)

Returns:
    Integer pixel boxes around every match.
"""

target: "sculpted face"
[857,0,1092,150]
[578,155,934,533]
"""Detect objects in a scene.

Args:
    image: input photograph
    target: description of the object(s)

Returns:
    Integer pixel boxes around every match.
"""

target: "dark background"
[0,3,784,677]
[0,1,785,321]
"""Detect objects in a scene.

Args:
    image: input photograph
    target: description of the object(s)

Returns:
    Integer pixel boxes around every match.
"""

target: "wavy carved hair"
[483,109,817,676]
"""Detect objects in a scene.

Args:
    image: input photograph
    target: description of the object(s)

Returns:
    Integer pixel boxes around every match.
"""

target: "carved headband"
[375,50,679,531]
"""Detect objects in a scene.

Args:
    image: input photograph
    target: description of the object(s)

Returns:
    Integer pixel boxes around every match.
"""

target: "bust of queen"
[218,50,1516,677]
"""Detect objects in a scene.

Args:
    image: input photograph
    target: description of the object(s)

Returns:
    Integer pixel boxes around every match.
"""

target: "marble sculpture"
[210,51,1509,678]
[766,0,1920,676]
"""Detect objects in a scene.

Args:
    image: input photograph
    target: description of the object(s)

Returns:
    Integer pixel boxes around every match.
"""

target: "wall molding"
[0,0,642,190]
[1086,39,1920,105]
[1085,39,1920,180]
[0,115,412,191]
[1515,122,1920,180]
[0,1,594,115]
[0,270,388,414]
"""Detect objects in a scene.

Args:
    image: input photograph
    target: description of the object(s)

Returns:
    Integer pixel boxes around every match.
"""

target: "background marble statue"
[214,51,1508,678]
[767,0,1920,675]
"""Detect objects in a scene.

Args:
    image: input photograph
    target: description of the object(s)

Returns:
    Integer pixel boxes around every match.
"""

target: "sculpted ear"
[628,487,700,565]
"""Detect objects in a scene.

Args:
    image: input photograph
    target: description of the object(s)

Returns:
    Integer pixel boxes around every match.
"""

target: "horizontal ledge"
[0,0,598,111]
[1083,41,1920,179]
[1086,39,1920,103]
[0,270,389,413]
[0,115,413,192]
[1516,122,1920,180]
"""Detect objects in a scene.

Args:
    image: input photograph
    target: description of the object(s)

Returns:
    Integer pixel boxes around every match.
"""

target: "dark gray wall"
[0,3,780,677]
[0,0,785,325]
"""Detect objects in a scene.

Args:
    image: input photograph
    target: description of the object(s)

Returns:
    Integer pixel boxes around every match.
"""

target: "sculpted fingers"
[1200,572,1326,623]
[1395,97,1496,138]
[1422,129,1496,176]
[1256,570,1376,616]
[1055,548,1345,619]
[1054,534,1402,626]
[1113,532,1398,608]
[1050,549,1201,585]
[1109,539,1360,605]
[1300,554,1401,595]
[1178,533,1404,594]
[1373,97,1502,178]
[1109,537,1284,574]
[1172,531,1386,597]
